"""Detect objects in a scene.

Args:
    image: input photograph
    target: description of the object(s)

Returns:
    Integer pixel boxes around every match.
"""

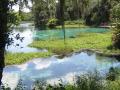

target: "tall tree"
[111,2,120,48]
[0,0,30,85]
[59,0,65,42]
[47,0,56,18]
[85,0,111,25]
[33,0,48,29]
[0,0,9,85]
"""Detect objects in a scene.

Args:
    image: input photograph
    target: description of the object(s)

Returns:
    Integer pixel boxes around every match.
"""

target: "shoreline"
[5,48,120,66]
[57,49,120,59]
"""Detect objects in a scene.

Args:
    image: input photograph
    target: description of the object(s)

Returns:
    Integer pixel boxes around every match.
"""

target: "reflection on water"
[6,23,47,53]
[2,52,120,89]
[4,23,111,89]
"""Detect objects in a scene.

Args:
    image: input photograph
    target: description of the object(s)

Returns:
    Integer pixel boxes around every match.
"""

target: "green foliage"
[111,3,120,48]
[15,79,25,90]
[6,70,120,90]
[33,0,48,29]
[65,20,85,25]
[111,3,120,23]
[33,0,107,28]
[30,32,119,55]
[106,67,119,81]
[7,10,21,28]
[5,52,52,65]
[85,0,111,26]
[20,12,33,21]
[112,26,120,49]
[47,18,58,28]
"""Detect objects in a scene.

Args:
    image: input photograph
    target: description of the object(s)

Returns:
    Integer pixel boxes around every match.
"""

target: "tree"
[47,0,56,18]
[85,0,111,26]
[0,0,30,85]
[0,0,9,85]
[32,0,49,29]
[111,3,120,48]
[59,0,65,42]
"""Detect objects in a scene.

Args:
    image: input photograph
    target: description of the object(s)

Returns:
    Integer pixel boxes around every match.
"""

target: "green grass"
[30,32,120,55]
[56,24,88,29]
[6,32,120,65]
[5,52,52,65]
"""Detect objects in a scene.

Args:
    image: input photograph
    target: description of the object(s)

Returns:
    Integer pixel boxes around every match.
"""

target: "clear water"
[34,28,109,40]
[4,23,113,89]
[2,52,120,90]
[6,23,109,53]
[6,24,46,53]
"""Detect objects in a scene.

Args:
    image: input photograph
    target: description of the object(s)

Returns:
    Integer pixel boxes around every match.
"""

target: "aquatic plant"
[30,32,120,55]
[5,52,52,65]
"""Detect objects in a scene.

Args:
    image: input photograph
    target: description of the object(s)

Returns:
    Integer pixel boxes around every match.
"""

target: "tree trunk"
[59,0,65,42]
[0,0,9,85]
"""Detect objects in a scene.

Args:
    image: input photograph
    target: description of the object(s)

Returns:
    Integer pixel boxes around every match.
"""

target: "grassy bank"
[30,32,120,55]
[56,24,88,29]
[5,52,52,65]
[56,20,88,28]
[6,32,120,65]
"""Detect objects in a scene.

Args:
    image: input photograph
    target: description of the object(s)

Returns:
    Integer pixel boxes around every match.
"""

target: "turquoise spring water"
[34,28,109,40]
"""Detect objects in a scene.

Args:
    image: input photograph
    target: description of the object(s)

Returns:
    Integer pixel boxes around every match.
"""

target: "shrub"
[112,25,120,49]
[111,3,120,48]
[65,20,85,25]
[47,18,58,28]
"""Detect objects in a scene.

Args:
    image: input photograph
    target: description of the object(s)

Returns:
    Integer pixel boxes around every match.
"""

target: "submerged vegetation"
[30,32,120,55]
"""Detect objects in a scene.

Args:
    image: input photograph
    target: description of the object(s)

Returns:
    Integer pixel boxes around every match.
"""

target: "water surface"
[2,51,120,90]
[4,23,113,89]
[6,23,109,53]
[34,28,109,40]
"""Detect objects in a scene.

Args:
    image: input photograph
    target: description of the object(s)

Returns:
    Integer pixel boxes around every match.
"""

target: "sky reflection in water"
[2,52,120,90]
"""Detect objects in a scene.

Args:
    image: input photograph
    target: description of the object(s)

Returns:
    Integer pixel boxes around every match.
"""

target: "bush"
[65,20,85,25]
[8,10,21,27]
[47,18,58,28]
[111,3,120,49]
[112,25,120,49]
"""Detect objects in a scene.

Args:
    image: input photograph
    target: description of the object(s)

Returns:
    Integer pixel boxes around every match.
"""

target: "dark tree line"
[33,0,114,28]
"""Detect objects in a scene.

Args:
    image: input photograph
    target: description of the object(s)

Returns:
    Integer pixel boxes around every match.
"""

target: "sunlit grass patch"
[5,52,52,65]
[30,32,120,55]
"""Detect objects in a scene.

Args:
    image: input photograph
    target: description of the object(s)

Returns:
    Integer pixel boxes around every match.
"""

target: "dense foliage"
[33,0,113,28]
[85,0,111,26]
[20,12,33,21]
[2,68,120,90]
[47,18,58,28]
[111,3,120,49]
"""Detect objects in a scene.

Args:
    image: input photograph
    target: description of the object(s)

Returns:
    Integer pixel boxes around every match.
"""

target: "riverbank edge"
[5,48,120,66]
[60,49,120,59]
